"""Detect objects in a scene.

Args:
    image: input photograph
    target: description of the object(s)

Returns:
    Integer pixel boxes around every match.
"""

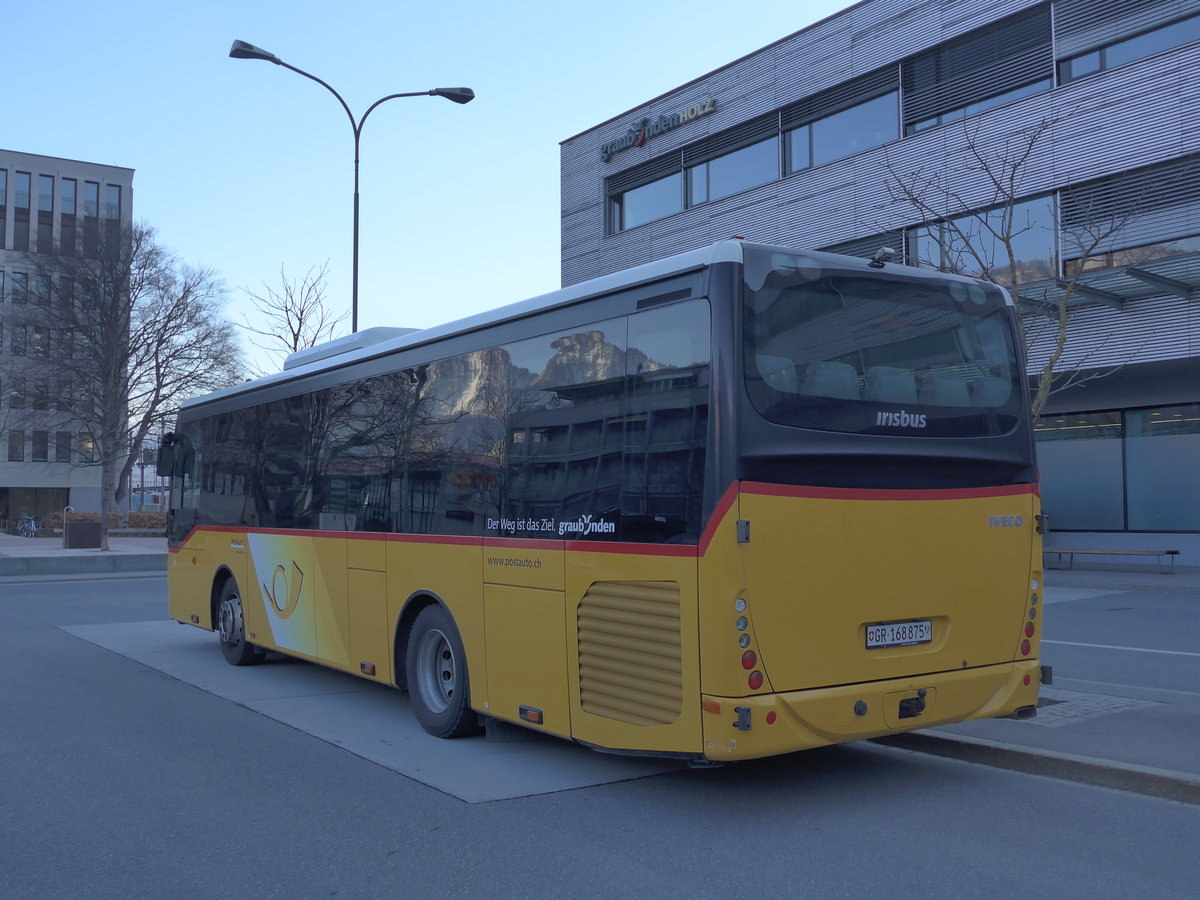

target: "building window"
[83,181,99,217]
[55,431,72,463]
[8,430,25,463]
[689,136,779,205]
[78,432,98,463]
[1059,15,1200,83]
[33,380,50,410]
[810,92,898,166]
[1060,153,1200,273]
[38,174,53,212]
[56,378,74,413]
[14,171,30,208]
[611,172,682,231]
[34,276,51,307]
[12,272,28,304]
[906,79,1052,135]
[32,431,49,462]
[60,178,77,256]
[13,172,31,251]
[0,271,5,301]
[909,195,1057,282]
[11,325,27,356]
[103,184,121,220]
[1065,234,1200,276]
[901,4,1052,135]
[61,178,76,215]
[0,168,6,248]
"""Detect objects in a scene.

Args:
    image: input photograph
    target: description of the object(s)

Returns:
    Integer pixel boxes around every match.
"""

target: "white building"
[0,148,135,526]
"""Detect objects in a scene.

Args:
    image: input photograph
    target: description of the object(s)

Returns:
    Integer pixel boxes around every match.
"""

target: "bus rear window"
[743,250,1023,437]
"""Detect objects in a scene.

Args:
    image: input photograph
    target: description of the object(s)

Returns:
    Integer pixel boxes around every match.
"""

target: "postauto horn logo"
[600,98,717,162]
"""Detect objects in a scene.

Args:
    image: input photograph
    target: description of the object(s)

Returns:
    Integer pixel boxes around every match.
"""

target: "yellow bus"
[160,240,1043,763]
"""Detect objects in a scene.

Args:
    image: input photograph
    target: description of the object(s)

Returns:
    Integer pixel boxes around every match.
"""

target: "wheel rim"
[218,593,244,646]
[415,628,456,714]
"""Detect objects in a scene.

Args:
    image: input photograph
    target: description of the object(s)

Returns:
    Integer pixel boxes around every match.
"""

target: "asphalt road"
[3,576,1198,898]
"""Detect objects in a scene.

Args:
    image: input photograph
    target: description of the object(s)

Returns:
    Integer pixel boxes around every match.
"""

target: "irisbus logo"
[876,410,927,428]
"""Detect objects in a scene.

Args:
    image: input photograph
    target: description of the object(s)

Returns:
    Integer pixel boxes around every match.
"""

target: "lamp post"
[229,40,474,333]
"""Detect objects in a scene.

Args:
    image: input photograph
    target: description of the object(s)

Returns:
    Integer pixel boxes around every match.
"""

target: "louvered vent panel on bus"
[577,581,683,726]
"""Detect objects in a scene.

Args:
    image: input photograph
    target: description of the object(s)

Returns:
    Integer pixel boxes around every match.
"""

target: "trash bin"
[63,521,102,549]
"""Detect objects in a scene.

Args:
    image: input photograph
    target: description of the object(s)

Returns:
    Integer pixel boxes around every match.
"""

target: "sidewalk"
[0,531,166,578]
[879,561,1200,804]
[2,531,1196,802]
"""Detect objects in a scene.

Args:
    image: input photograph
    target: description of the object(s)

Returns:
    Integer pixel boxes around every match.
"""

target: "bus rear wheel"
[405,604,480,738]
[217,579,265,666]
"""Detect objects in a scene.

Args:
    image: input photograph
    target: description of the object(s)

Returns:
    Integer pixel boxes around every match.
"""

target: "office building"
[560,0,1200,560]
[0,148,135,526]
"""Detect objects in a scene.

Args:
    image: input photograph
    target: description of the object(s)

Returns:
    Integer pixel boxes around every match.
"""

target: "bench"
[1044,548,1180,572]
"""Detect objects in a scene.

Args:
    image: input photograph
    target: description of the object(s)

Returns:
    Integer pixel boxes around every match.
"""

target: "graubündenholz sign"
[600,98,717,163]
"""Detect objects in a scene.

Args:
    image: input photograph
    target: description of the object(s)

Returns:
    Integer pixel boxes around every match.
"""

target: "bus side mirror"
[157,434,177,476]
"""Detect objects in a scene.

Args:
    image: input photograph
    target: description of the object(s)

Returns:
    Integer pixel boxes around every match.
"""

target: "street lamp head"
[229,39,282,64]
[431,87,475,105]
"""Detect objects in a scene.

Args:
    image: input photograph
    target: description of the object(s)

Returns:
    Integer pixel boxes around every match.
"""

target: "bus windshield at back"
[743,249,1023,437]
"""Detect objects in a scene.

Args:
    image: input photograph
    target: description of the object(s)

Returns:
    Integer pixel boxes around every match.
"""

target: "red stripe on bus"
[698,482,740,556]
[485,537,566,551]
[561,540,697,558]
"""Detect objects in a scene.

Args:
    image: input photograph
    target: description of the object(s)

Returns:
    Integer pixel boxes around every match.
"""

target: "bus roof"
[182,240,747,410]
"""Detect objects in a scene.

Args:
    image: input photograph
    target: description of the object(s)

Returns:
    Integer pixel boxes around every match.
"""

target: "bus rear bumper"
[701,659,1041,761]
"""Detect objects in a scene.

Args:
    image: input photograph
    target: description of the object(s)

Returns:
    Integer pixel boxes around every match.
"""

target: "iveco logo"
[988,515,1025,528]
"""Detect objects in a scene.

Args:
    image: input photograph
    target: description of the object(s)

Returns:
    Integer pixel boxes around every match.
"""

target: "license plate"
[866,620,933,649]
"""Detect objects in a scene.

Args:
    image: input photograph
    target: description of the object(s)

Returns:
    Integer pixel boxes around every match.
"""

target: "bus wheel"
[217,579,265,667]
[405,604,480,738]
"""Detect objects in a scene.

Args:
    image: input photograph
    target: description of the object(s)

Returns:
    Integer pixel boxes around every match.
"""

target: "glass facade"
[1036,405,1200,532]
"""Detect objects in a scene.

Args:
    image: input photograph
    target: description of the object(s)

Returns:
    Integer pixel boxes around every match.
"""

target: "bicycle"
[17,515,38,538]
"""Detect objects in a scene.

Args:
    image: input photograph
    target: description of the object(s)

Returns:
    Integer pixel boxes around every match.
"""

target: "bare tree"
[241,262,347,376]
[29,222,242,548]
[882,117,1145,416]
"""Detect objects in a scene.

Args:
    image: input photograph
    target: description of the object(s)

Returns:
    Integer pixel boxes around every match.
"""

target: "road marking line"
[1044,639,1200,658]
[1058,677,1200,699]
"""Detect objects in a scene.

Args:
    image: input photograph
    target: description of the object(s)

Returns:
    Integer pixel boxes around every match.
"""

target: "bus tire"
[405,604,480,739]
[217,578,265,667]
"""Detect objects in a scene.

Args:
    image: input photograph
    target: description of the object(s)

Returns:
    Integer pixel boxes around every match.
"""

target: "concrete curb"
[0,554,167,578]
[872,731,1200,806]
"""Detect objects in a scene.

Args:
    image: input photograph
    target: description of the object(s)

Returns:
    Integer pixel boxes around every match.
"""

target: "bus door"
[342,475,389,681]
[163,431,211,627]
[481,539,570,737]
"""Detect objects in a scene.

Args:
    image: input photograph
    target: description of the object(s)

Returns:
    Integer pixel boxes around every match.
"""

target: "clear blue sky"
[9,0,851,366]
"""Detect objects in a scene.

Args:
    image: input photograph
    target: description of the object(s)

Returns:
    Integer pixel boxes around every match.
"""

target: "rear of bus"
[697,244,1042,761]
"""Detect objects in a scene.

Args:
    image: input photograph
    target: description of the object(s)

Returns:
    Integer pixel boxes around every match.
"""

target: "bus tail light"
[741,650,757,670]
[748,671,764,690]
[1020,640,1031,656]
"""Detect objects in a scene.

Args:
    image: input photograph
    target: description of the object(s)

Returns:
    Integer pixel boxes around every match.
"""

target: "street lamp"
[229,39,474,333]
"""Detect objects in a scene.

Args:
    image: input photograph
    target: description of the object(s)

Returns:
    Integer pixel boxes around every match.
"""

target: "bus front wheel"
[405,604,480,738]
[217,579,265,667]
